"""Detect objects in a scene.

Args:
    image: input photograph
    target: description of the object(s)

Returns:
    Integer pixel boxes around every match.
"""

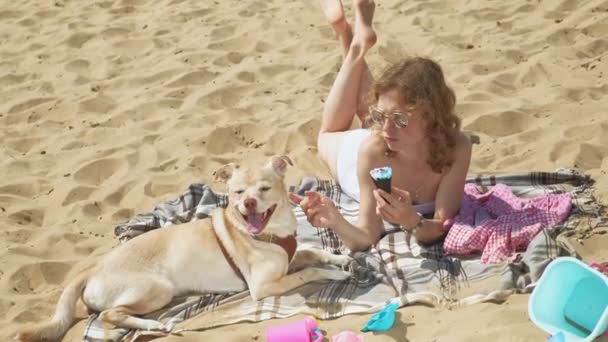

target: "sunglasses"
[368,106,412,128]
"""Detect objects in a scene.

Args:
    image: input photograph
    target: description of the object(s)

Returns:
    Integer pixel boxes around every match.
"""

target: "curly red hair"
[369,57,461,173]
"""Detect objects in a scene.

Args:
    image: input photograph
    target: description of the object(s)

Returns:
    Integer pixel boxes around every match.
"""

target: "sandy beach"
[1,0,607,341]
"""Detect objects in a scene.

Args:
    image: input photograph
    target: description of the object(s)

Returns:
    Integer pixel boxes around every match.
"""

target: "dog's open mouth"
[242,204,277,235]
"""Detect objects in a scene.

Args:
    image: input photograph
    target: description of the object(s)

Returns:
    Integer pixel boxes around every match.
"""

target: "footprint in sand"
[8,209,44,227]
[154,29,170,36]
[579,39,608,60]
[128,69,181,87]
[6,160,36,176]
[62,186,97,206]
[78,95,117,114]
[518,62,550,87]
[0,183,37,198]
[73,158,124,186]
[8,261,72,294]
[462,92,494,102]
[205,126,247,154]
[195,88,245,111]
[210,25,237,40]
[118,0,151,7]
[0,73,28,87]
[550,140,578,164]
[166,70,216,87]
[212,52,246,67]
[564,85,608,102]
[17,17,35,26]
[65,59,90,74]
[12,302,52,324]
[564,122,608,140]
[100,27,131,39]
[149,158,178,173]
[103,181,136,207]
[108,6,137,16]
[546,27,580,46]
[111,208,135,222]
[34,9,61,19]
[0,10,23,20]
[0,298,14,320]
[2,228,33,244]
[143,175,181,198]
[205,122,269,155]
[8,97,55,114]
[60,140,88,151]
[4,136,44,155]
[164,87,192,100]
[238,9,255,17]
[236,71,256,83]
[465,110,532,137]
[574,143,608,170]
[208,35,257,52]
[259,64,294,78]
[65,32,95,48]
[81,201,103,218]
[141,120,164,132]
[581,21,608,38]
[187,8,212,18]
[470,63,504,76]
[112,39,154,56]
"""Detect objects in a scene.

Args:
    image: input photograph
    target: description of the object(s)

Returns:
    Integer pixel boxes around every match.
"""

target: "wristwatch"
[406,212,424,236]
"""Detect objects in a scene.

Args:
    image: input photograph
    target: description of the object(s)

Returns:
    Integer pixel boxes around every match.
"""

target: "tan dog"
[16,156,351,342]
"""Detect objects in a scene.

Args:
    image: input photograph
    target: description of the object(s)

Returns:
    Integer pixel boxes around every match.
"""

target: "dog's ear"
[213,164,235,183]
[267,155,293,177]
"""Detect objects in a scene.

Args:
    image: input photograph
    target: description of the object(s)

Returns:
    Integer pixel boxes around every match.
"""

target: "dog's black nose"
[244,198,257,211]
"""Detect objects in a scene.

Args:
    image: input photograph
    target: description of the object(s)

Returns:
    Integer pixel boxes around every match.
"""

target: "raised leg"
[319,0,377,134]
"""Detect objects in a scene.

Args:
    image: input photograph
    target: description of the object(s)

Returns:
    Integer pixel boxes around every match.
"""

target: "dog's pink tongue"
[246,213,264,234]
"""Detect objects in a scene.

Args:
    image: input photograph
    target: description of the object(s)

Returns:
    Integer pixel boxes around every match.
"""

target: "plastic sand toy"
[361,302,400,332]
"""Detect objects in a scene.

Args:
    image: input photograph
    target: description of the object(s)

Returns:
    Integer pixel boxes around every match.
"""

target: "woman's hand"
[372,186,420,229]
[288,191,342,229]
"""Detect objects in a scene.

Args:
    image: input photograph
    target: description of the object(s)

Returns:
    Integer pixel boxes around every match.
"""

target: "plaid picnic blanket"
[80,169,606,342]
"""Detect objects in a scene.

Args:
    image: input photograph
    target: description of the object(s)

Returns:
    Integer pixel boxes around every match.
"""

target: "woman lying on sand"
[290,0,472,252]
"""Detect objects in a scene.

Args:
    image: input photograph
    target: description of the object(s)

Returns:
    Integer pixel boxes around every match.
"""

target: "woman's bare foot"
[320,0,353,55]
[351,0,377,57]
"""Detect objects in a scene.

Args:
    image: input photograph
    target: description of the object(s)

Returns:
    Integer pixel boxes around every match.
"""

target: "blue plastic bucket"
[529,257,608,341]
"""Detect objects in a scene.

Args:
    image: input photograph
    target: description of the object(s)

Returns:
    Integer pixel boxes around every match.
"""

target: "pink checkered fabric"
[443,183,572,264]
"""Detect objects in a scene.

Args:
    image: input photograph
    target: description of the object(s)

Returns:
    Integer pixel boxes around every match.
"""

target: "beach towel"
[79,169,606,342]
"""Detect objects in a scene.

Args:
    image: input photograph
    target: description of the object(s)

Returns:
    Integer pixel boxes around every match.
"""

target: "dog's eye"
[260,186,271,192]
[234,190,245,195]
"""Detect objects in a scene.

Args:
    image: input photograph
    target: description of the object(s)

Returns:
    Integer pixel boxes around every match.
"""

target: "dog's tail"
[15,267,92,342]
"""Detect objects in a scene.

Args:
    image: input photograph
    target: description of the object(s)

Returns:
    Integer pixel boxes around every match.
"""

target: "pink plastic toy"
[332,330,364,342]
[266,316,323,342]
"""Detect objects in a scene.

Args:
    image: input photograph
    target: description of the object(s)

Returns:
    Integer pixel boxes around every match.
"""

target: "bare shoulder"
[453,131,473,159]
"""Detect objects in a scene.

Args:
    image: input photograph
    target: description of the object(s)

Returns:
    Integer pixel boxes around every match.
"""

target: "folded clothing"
[443,183,572,263]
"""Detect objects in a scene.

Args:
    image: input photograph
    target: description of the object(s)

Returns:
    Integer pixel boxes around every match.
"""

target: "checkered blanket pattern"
[76,169,605,342]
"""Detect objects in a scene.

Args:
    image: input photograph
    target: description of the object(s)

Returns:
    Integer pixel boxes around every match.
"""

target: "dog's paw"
[329,254,354,268]
[145,321,172,332]
[322,269,351,281]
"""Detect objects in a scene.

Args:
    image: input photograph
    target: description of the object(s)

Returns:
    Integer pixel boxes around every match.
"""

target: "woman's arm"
[331,137,385,252]
[374,133,471,244]
[290,137,385,252]
[414,132,472,243]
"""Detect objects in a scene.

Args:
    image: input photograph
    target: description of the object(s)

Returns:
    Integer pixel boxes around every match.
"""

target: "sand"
[1,0,607,341]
